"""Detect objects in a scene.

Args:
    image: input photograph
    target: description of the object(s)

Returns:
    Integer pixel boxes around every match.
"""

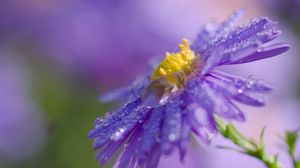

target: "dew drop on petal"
[237,89,244,94]
[94,117,104,126]
[257,97,265,104]
[111,128,126,141]
[168,134,177,142]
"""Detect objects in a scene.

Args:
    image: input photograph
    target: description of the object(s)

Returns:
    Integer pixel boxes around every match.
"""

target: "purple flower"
[88,10,289,168]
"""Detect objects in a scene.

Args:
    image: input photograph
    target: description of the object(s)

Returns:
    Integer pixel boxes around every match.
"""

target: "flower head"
[88,10,289,168]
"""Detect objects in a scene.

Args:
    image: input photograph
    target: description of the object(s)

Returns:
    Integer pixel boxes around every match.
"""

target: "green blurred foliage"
[2,44,112,168]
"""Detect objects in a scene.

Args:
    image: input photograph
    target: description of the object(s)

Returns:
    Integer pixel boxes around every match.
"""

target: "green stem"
[285,130,300,168]
[215,116,282,168]
[296,161,300,168]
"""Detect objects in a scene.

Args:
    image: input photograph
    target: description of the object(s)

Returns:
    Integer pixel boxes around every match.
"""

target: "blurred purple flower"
[88,11,289,168]
[0,53,46,161]
[26,1,179,86]
[258,0,300,14]
[0,0,67,44]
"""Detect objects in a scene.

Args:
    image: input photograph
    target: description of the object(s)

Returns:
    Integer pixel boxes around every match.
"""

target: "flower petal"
[113,126,142,168]
[209,71,273,93]
[100,77,150,103]
[206,76,266,106]
[228,42,290,64]
[178,114,192,161]
[138,107,164,162]
[161,102,182,154]
[192,9,245,53]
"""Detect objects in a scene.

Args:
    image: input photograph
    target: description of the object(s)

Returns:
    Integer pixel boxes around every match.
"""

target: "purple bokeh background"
[0,0,299,168]
[0,53,46,161]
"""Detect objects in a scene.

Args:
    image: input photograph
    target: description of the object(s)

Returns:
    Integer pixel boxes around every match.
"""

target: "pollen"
[151,39,197,87]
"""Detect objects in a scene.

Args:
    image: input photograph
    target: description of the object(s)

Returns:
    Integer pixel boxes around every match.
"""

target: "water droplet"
[237,89,243,94]
[205,23,215,32]
[258,97,265,104]
[103,156,108,161]
[257,47,264,52]
[168,134,177,142]
[111,128,126,141]
[94,117,104,126]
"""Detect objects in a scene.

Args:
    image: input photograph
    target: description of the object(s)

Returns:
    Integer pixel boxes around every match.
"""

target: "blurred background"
[0,0,299,168]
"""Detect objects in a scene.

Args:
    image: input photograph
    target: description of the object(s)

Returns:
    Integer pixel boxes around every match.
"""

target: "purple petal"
[100,77,150,103]
[89,99,141,140]
[96,138,126,165]
[161,102,182,154]
[113,126,143,168]
[201,17,282,69]
[191,9,244,53]
[138,107,164,162]
[144,145,162,168]
[215,9,245,34]
[228,42,290,64]
[100,87,130,103]
[189,115,214,144]
[209,71,273,93]
[206,77,266,106]
[221,17,279,49]
[232,91,265,106]
[201,81,245,121]
[178,114,191,161]
[191,24,217,52]
[184,82,217,133]
[186,104,216,142]
[90,99,150,150]
[223,98,245,121]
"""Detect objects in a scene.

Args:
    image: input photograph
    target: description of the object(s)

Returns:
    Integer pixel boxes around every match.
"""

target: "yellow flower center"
[151,39,196,87]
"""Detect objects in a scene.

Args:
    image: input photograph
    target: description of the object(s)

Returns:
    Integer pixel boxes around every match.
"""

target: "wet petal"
[228,42,290,64]
[209,71,273,93]
[161,102,182,154]
[113,126,142,168]
[206,76,266,106]
[138,107,164,162]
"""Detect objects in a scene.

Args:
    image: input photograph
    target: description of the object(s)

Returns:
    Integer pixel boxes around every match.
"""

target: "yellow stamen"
[159,68,167,76]
[151,38,196,87]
